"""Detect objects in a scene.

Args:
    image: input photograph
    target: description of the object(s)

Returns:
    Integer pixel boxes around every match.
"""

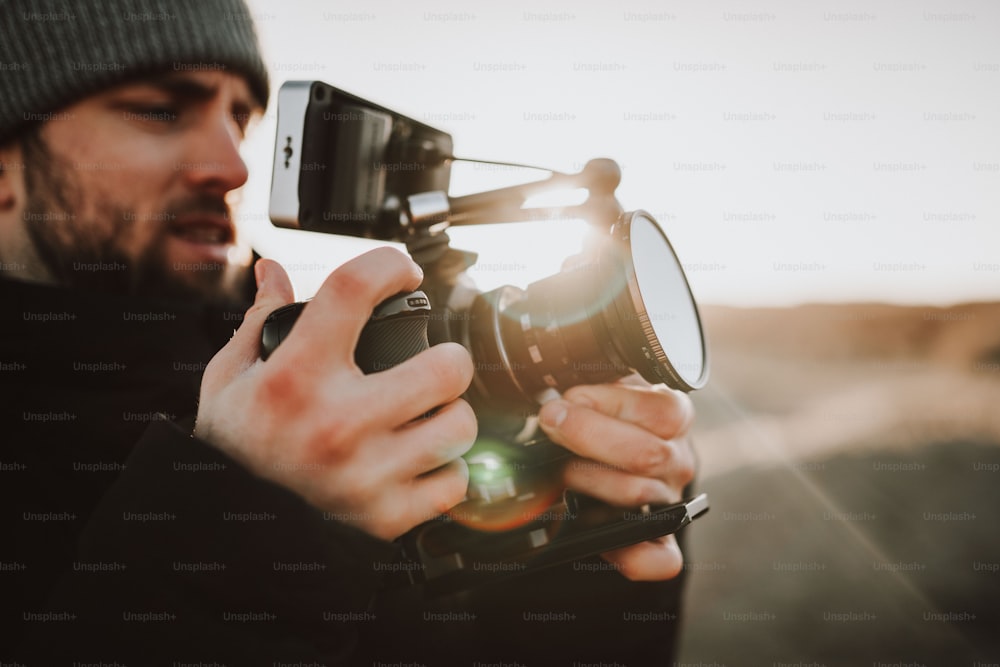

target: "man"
[0,1,696,664]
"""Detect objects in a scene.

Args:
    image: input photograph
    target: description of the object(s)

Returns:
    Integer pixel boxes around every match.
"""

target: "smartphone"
[269,80,454,241]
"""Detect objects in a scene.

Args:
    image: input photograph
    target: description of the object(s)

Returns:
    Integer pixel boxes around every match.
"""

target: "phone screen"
[291,81,453,240]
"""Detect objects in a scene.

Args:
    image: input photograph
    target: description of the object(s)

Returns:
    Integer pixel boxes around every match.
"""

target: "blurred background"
[239,0,999,664]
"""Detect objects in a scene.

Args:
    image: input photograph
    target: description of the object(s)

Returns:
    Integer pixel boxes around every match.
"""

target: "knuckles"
[253,364,310,417]
[627,438,672,476]
[447,398,479,446]
[365,245,418,271]
[251,364,367,466]
[638,388,694,440]
[422,343,475,395]
[620,477,669,507]
[624,437,695,493]
[327,247,419,299]
[322,266,371,307]
[303,417,364,467]
[432,471,468,516]
[671,438,697,489]
[409,402,477,479]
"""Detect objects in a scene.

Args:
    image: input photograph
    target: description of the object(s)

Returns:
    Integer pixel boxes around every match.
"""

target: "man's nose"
[178,110,249,194]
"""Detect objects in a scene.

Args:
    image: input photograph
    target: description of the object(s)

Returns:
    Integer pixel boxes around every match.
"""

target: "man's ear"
[0,142,25,212]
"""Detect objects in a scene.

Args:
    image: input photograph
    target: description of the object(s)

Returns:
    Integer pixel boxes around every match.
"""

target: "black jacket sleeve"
[18,419,688,667]
[21,419,401,667]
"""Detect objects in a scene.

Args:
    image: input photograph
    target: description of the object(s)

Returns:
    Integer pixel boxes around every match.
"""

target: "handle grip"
[261,291,432,373]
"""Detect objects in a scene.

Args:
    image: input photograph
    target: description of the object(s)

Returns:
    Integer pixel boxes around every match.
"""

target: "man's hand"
[194,249,478,541]
[538,377,696,581]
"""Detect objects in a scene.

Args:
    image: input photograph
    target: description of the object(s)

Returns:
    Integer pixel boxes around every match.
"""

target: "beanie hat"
[0,0,270,144]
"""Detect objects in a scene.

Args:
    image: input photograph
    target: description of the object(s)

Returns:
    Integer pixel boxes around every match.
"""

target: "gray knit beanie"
[0,0,270,144]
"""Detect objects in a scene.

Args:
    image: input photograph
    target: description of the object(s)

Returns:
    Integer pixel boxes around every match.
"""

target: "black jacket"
[1,276,685,666]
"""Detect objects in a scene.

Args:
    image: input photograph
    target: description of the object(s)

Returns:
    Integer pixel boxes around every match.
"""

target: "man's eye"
[232,110,253,137]
[125,106,179,122]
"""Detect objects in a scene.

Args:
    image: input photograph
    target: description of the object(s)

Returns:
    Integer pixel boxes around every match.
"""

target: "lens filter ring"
[603,210,708,392]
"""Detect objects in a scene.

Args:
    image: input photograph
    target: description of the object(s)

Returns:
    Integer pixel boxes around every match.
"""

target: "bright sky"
[239,0,999,307]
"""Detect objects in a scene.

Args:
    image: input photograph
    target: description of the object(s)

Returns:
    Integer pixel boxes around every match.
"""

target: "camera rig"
[264,80,710,597]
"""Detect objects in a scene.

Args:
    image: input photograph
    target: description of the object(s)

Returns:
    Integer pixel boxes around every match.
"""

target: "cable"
[446,156,555,173]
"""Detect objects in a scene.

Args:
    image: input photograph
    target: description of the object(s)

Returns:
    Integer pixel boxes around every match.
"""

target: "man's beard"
[19,130,248,303]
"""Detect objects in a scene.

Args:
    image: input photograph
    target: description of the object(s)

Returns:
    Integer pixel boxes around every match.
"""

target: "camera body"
[265,81,709,595]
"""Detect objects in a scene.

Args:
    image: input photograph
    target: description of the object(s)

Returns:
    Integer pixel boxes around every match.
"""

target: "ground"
[677,302,1000,666]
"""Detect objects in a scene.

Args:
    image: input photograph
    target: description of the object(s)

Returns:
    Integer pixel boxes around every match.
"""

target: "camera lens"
[611,211,707,390]
[464,210,707,420]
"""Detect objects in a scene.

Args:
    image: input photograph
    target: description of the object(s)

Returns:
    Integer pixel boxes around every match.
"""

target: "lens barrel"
[461,211,706,423]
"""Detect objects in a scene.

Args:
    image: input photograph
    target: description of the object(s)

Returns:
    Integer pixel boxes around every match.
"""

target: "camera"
[264,81,709,595]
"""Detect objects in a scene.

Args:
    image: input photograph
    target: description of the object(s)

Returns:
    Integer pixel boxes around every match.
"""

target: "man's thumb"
[212,259,296,377]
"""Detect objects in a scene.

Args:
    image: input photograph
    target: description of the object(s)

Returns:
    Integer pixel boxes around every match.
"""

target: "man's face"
[17,71,260,302]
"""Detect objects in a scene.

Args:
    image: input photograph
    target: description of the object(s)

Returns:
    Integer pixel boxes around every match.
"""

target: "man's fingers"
[364,342,475,426]
[390,397,478,479]
[563,457,680,507]
[540,399,693,481]
[562,382,694,441]
[204,258,295,388]
[281,247,424,369]
[600,535,684,582]
[377,458,470,540]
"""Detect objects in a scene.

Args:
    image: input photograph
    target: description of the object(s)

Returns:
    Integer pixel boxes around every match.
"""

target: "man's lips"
[168,215,235,245]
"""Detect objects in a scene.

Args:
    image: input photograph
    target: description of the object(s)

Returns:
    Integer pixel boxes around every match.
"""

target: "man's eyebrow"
[142,74,220,102]
[120,73,262,116]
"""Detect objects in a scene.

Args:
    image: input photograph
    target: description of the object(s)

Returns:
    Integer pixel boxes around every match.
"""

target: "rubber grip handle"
[261,291,431,373]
